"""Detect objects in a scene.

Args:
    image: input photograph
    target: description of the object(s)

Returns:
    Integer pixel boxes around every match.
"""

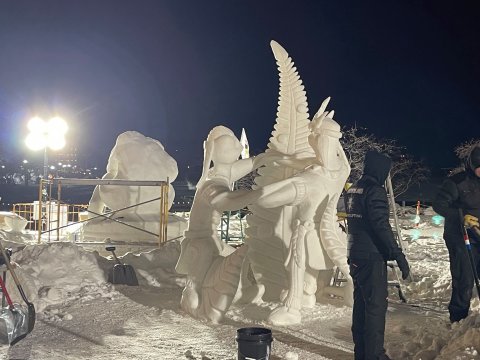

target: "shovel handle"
[0,273,14,308]
[105,246,122,265]
[0,241,32,306]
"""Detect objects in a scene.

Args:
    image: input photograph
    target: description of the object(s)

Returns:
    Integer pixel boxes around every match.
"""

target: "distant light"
[1,165,4,169]
[48,117,68,135]
[26,116,67,151]
[58,162,62,166]
[93,167,97,170]
[50,165,55,170]
[411,229,421,240]
[27,117,46,133]
[432,214,444,226]
[23,159,28,164]
[48,135,66,150]
[25,133,47,150]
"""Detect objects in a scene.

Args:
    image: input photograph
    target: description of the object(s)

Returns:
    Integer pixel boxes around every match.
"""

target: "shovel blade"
[109,264,139,286]
[0,304,31,345]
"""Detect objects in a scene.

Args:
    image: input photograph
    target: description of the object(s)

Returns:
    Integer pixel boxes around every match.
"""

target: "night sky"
[0,1,479,180]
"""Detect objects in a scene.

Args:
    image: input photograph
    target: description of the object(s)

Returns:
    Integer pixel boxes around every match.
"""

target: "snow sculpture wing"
[267,40,313,156]
[246,40,313,300]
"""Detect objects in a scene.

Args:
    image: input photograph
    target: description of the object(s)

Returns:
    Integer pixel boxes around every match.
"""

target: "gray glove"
[395,252,410,280]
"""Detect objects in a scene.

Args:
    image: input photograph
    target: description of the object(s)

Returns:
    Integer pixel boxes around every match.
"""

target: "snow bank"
[0,230,184,315]
[3,241,112,313]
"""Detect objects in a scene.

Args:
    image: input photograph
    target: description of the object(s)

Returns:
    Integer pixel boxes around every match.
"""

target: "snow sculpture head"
[97,131,178,213]
[309,98,343,171]
[198,126,243,187]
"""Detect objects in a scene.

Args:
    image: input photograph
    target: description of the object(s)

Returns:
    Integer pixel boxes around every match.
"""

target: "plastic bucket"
[236,327,273,360]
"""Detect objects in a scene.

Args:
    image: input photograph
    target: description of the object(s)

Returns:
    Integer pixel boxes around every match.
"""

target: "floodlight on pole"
[25,116,68,179]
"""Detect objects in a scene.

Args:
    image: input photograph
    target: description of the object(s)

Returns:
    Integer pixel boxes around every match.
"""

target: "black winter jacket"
[346,151,403,261]
[433,146,480,245]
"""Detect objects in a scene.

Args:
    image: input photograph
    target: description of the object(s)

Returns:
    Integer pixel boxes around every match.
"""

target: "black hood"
[468,145,480,173]
[363,150,392,184]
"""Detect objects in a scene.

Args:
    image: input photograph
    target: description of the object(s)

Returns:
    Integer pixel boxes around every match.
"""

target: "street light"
[25,116,68,179]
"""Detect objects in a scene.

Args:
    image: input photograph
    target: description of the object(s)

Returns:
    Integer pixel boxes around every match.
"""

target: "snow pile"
[119,240,185,288]
[387,310,480,359]
[398,208,452,307]
[4,242,112,313]
[1,237,186,316]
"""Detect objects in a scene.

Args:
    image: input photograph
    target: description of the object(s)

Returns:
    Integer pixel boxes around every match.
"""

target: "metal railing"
[13,178,170,246]
[12,202,88,233]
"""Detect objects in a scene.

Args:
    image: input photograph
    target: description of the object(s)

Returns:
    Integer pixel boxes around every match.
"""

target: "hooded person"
[345,150,410,360]
[433,144,480,323]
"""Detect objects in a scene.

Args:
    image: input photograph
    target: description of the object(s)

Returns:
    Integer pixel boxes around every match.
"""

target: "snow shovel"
[459,209,480,301]
[1,250,11,309]
[106,246,139,286]
[0,242,35,345]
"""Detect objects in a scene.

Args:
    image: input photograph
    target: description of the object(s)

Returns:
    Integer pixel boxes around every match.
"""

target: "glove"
[464,214,480,229]
[395,253,410,280]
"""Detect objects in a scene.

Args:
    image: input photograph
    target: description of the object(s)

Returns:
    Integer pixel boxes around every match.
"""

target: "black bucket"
[236,327,273,360]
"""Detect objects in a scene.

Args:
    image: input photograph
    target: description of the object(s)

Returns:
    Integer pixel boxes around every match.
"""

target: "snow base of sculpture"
[83,213,187,243]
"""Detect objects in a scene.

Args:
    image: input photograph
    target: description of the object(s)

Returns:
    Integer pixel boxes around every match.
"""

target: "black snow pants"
[349,258,389,360]
[446,235,480,323]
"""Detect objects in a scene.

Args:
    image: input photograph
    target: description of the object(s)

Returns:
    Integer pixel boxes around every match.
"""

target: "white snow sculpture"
[175,126,279,323]
[0,212,28,233]
[243,41,352,325]
[84,131,186,242]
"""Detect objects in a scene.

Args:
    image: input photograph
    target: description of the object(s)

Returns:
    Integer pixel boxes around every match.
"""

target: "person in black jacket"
[432,145,480,323]
[345,150,410,360]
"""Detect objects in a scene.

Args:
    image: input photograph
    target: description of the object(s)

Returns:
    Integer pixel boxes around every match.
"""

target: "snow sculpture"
[0,212,28,233]
[84,131,186,242]
[243,41,352,325]
[175,126,277,323]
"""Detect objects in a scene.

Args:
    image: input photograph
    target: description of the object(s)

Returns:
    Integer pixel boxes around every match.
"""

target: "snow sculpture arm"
[211,188,263,212]
[255,177,306,209]
[319,194,347,271]
[319,145,351,272]
[87,171,115,218]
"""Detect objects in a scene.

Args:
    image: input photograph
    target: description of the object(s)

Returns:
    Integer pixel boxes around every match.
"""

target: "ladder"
[219,210,246,244]
[385,174,407,302]
[332,174,408,302]
[219,180,246,245]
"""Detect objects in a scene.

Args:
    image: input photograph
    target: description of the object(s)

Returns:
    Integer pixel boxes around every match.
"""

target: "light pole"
[25,116,68,241]
[25,116,68,180]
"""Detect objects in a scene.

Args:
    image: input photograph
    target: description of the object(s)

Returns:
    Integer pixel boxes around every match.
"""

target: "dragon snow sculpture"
[240,41,353,325]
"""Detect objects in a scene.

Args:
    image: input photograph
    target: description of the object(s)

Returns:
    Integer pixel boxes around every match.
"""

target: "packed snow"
[0,207,480,359]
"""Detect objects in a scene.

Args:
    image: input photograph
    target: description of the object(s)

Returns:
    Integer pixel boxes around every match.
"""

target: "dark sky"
[0,1,479,179]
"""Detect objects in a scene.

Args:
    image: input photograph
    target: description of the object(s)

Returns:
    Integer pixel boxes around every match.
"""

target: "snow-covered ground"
[1,207,480,359]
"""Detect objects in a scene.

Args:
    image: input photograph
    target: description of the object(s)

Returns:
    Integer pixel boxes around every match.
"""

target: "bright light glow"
[47,133,66,150]
[25,133,47,150]
[50,165,55,170]
[47,117,68,135]
[27,117,46,133]
[23,159,28,164]
[25,116,68,151]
